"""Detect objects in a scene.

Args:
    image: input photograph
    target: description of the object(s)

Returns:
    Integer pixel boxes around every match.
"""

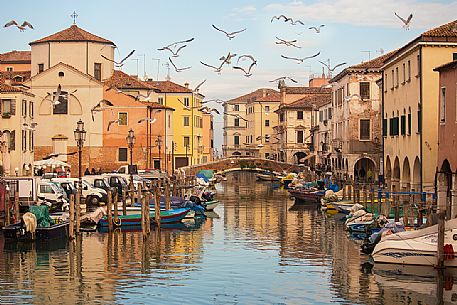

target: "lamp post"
[126,129,136,188]
[156,135,162,170]
[73,119,86,195]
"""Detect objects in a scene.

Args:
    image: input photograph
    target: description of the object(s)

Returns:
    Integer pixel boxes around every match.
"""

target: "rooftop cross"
[71,11,78,25]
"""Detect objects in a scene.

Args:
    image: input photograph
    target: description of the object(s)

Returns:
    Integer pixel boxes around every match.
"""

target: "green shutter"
[383,119,388,137]
[389,118,394,136]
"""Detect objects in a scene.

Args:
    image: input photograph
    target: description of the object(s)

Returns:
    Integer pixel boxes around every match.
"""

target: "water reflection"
[0,172,454,304]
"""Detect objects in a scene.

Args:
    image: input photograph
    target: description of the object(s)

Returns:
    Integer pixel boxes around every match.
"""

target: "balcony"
[348,140,381,154]
[1,112,11,119]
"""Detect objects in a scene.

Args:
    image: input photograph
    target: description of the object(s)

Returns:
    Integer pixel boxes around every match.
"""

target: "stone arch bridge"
[181,157,305,176]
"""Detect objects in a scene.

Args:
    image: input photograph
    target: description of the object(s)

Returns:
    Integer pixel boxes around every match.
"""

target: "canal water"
[0,172,455,304]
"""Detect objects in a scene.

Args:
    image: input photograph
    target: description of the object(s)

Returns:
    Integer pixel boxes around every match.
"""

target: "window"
[6,67,12,72]
[234,104,240,111]
[297,130,304,143]
[265,119,270,127]
[211,139,214,148]
[440,87,446,123]
[416,54,421,77]
[53,91,68,114]
[384,73,388,92]
[391,69,394,89]
[401,115,406,135]
[319,111,323,122]
[29,130,34,151]
[118,112,128,125]
[360,82,370,99]
[234,118,240,127]
[395,67,399,87]
[279,113,284,122]
[408,109,412,135]
[168,115,171,128]
[38,64,44,73]
[382,118,388,137]
[417,107,422,133]
[29,101,34,118]
[453,53,457,61]
[22,130,27,151]
[402,63,406,84]
[328,108,332,119]
[94,63,102,81]
[265,106,270,112]
[234,135,239,145]
[118,148,128,162]
[8,131,15,151]
[184,97,190,107]
[359,119,370,140]
[1,99,15,116]
[58,71,64,77]
[184,136,190,147]
[183,116,190,126]
[265,153,270,159]
[40,185,53,194]
[407,60,411,81]
[22,100,27,117]
[297,111,303,120]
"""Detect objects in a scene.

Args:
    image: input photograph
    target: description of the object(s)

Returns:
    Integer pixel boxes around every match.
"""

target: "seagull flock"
[3,11,413,134]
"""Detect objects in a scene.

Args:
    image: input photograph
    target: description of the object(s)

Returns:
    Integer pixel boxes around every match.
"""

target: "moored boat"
[2,222,69,241]
[255,172,280,181]
[98,207,191,227]
[289,189,325,203]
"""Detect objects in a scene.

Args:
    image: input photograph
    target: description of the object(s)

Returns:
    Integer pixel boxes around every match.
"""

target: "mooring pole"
[107,190,113,232]
[75,191,81,234]
[122,189,127,216]
[69,194,75,240]
[165,180,171,210]
[437,211,446,268]
[154,185,161,227]
[14,189,19,223]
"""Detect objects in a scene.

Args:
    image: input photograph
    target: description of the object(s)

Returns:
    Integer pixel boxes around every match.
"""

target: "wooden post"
[145,190,151,235]
[14,189,19,223]
[122,189,127,216]
[114,191,119,226]
[403,195,410,227]
[130,183,135,207]
[75,191,81,234]
[394,194,400,222]
[363,184,368,209]
[172,180,177,197]
[5,189,10,226]
[377,190,383,217]
[417,193,424,226]
[370,185,375,215]
[342,183,346,200]
[348,184,352,202]
[154,186,161,227]
[165,180,171,210]
[107,190,113,232]
[139,184,146,235]
[437,211,445,268]
[69,194,75,240]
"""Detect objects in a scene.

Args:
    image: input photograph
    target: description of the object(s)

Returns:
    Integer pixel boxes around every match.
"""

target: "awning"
[33,158,71,168]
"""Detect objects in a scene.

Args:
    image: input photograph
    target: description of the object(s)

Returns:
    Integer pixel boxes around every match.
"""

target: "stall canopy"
[33,158,71,168]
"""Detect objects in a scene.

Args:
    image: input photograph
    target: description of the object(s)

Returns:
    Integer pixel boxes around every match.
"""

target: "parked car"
[83,175,117,200]
[52,178,108,205]
[102,174,128,199]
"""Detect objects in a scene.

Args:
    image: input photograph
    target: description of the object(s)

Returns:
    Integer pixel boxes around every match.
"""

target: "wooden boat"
[204,200,219,211]
[2,222,69,242]
[111,206,196,219]
[289,189,325,203]
[255,173,279,181]
[98,207,190,228]
[372,218,457,267]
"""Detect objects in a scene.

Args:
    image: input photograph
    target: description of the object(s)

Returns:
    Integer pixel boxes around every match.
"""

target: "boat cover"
[197,170,214,179]
[383,218,457,241]
[29,205,54,228]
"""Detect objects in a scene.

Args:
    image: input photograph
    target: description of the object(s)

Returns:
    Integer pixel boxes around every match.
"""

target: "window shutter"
[9,131,15,151]
[10,99,16,115]
[408,113,411,135]
[382,119,387,137]
[401,115,406,135]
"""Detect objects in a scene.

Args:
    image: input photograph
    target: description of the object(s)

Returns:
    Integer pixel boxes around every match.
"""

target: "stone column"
[436,172,448,214]
[451,174,457,219]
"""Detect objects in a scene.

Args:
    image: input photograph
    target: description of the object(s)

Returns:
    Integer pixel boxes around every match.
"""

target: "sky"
[1,0,457,150]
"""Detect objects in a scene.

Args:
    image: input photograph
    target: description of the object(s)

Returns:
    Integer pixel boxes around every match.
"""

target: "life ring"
[113,217,122,227]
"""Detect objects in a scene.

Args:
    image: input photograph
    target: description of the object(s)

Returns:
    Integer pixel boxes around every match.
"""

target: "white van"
[52,178,108,205]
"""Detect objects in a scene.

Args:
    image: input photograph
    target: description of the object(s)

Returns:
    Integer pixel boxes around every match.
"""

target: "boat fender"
[113,217,122,227]
[444,244,455,260]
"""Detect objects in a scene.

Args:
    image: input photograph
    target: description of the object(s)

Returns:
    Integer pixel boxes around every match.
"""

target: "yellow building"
[146,80,204,168]
[382,19,457,192]
[202,112,214,163]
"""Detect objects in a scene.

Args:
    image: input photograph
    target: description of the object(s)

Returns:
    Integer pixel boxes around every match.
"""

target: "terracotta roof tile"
[283,86,331,95]
[434,60,457,72]
[228,88,279,103]
[279,93,331,110]
[146,80,193,93]
[104,70,152,90]
[30,25,115,45]
[143,101,174,111]
[0,50,31,63]
[0,71,31,84]
[422,19,457,38]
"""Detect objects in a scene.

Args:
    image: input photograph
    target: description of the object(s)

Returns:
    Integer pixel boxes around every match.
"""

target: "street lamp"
[126,129,136,188]
[155,135,162,170]
[73,119,86,194]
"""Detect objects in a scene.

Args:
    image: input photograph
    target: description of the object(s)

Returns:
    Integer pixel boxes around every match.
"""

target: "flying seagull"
[193,79,206,92]
[275,37,301,48]
[160,38,195,50]
[107,119,121,131]
[224,112,248,122]
[269,76,298,83]
[199,106,220,115]
[138,118,157,124]
[4,20,33,31]
[270,15,304,25]
[158,44,188,57]
[128,90,155,101]
[309,25,325,33]
[91,99,114,121]
[177,98,191,111]
[200,52,234,73]
[212,24,246,40]
[169,57,191,72]
[42,151,77,160]
[319,60,347,72]
[236,55,257,65]
[201,99,227,104]
[233,62,256,77]
[281,52,321,63]
[394,12,413,30]
[101,50,135,67]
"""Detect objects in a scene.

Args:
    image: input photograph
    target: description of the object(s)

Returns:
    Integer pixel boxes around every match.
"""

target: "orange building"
[202,113,214,163]
[0,50,31,72]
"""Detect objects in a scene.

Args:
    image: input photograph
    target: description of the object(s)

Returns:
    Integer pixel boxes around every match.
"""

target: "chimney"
[321,67,325,78]
[184,82,189,89]
[262,88,267,97]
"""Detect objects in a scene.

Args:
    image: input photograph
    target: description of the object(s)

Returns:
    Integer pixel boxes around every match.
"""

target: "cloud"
[228,5,258,20]
[264,0,457,29]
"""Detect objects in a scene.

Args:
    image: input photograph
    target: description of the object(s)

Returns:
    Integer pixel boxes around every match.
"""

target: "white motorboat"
[372,218,457,267]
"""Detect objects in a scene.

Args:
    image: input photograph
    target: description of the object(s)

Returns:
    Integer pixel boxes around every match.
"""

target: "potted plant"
[2,112,11,118]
